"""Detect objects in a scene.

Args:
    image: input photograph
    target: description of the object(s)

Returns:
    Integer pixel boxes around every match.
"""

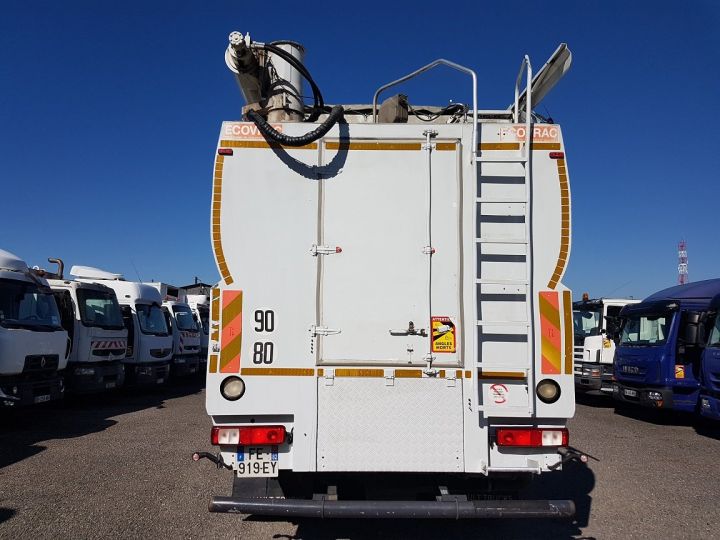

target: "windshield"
[77,288,124,329]
[621,312,673,346]
[172,305,198,331]
[136,303,169,336]
[0,278,63,331]
[708,314,720,348]
[573,309,602,338]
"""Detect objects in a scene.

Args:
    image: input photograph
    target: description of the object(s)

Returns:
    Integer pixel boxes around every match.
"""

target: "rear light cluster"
[211,425,286,446]
[496,427,568,447]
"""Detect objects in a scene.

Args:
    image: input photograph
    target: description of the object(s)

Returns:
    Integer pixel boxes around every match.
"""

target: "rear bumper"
[65,361,125,394]
[208,497,575,519]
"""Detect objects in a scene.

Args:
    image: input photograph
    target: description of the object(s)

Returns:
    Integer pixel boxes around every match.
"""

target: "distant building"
[179,281,213,297]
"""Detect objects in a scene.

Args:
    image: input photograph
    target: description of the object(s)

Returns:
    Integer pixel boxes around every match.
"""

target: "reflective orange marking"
[220,290,242,373]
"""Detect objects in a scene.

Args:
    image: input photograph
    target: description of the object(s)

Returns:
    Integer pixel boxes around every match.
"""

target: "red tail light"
[496,428,568,447]
[549,151,564,159]
[217,148,234,156]
[211,425,286,446]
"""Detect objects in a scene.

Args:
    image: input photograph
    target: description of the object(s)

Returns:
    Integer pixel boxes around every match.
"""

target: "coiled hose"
[246,105,345,147]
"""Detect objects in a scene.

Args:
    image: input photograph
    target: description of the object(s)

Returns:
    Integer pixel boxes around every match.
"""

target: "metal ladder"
[474,57,535,416]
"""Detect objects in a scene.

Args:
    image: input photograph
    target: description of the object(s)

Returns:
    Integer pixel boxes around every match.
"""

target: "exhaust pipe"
[48,258,64,279]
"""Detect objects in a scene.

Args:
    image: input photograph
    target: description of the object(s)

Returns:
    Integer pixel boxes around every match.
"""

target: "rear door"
[317,137,462,366]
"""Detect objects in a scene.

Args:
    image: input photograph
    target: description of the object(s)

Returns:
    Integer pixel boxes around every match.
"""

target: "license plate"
[34,394,51,403]
[156,378,164,384]
[236,445,279,477]
[624,388,638,398]
[105,382,116,389]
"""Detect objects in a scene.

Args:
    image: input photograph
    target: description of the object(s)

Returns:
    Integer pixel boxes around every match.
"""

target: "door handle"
[389,321,427,337]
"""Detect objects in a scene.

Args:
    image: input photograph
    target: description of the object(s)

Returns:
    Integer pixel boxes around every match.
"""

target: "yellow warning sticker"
[432,316,456,353]
[675,365,685,379]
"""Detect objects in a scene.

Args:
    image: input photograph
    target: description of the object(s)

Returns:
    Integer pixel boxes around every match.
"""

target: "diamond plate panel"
[317,377,464,472]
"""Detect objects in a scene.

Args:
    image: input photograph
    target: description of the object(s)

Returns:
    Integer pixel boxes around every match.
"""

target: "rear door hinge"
[310,325,342,337]
[310,244,343,256]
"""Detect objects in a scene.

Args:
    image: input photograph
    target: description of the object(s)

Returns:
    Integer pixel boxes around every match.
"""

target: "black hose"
[256,42,324,121]
[245,106,344,147]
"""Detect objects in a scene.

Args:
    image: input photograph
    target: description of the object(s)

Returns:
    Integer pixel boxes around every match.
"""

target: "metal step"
[476,279,528,286]
[476,238,528,244]
[477,156,528,163]
[476,197,528,204]
[476,320,530,327]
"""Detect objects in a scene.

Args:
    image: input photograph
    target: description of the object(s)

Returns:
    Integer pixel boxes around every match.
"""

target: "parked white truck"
[161,300,201,376]
[186,294,210,366]
[33,259,129,394]
[195,32,586,519]
[573,295,640,393]
[0,249,69,406]
[74,267,172,386]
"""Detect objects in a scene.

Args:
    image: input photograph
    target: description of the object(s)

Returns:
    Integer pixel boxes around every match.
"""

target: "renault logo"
[40,357,47,368]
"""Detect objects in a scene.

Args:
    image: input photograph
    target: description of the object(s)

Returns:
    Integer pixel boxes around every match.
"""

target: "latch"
[310,325,342,337]
[310,244,343,256]
[444,370,457,387]
[389,321,427,337]
[323,368,335,386]
[424,353,437,376]
[384,369,395,387]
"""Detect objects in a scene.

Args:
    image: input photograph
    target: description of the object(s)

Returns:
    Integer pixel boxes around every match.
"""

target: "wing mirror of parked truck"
[681,311,704,347]
[604,316,622,341]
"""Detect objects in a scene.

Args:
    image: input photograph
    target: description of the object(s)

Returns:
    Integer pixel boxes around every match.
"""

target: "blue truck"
[613,279,720,412]
[699,293,720,420]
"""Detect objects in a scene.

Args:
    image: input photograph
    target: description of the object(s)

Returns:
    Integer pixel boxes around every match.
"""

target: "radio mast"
[678,240,688,285]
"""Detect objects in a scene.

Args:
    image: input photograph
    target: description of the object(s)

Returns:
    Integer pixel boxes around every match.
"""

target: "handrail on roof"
[514,55,532,156]
[372,59,478,154]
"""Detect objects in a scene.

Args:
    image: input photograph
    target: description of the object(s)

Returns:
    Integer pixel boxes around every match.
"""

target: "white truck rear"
[0,249,69,406]
[196,32,584,519]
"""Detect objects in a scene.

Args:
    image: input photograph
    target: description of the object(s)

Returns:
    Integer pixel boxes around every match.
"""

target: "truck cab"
[185,294,210,367]
[613,280,719,412]
[46,262,127,393]
[573,296,639,393]
[699,293,720,420]
[74,267,172,386]
[0,249,69,407]
[162,300,201,376]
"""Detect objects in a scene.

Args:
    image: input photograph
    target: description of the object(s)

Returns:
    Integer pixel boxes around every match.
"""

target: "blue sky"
[1,1,718,298]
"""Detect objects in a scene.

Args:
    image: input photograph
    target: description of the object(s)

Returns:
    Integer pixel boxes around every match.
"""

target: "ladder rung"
[477,156,528,163]
[476,198,528,204]
[476,320,530,327]
[476,279,529,285]
[476,238,528,244]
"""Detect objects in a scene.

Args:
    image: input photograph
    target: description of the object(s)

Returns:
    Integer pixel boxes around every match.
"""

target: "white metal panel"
[319,141,459,365]
[316,377,464,472]
[220,149,318,372]
[481,380,530,418]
